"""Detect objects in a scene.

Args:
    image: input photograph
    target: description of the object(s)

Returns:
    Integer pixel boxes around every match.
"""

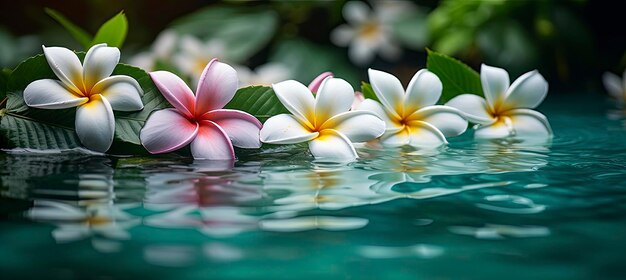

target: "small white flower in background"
[128,30,178,71]
[235,62,291,87]
[331,1,414,65]
[446,64,552,139]
[24,44,144,152]
[260,77,385,160]
[174,35,227,85]
[357,68,468,147]
[602,69,626,104]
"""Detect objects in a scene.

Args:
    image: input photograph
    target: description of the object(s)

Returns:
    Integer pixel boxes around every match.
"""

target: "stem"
[0,97,7,109]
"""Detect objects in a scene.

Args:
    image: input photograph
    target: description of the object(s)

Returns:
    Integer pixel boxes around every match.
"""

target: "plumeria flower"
[260,77,385,159]
[236,62,291,87]
[603,69,626,104]
[128,30,177,71]
[140,58,262,160]
[174,35,227,85]
[24,44,144,152]
[308,72,364,110]
[330,1,413,65]
[446,64,552,139]
[357,68,468,147]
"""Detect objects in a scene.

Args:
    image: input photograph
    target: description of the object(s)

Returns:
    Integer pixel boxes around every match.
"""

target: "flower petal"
[330,25,355,47]
[501,70,548,111]
[343,0,369,24]
[24,79,87,109]
[602,72,624,99]
[368,68,403,119]
[140,108,199,154]
[43,45,85,94]
[190,121,235,160]
[404,69,442,113]
[507,109,552,138]
[445,94,495,125]
[408,105,467,137]
[320,111,385,142]
[315,77,355,126]
[308,129,357,159]
[204,109,262,148]
[474,118,513,139]
[149,71,196,119]
[91,76,143,111]
[406,120,447,147]
[272,80,316,128]
[195,59,238,116]
[75,94,115,152]
[480,64,510,112]
[356,99,403,133]
[308,72,334,94]
[260,114,319,144]
[379,127,409,146]
[83,44,120,90]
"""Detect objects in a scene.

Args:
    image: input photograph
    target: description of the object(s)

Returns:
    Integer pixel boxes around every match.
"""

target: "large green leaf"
[45,8,93,50]
[269,39,359,88]
[0,53,168,151]
[92,11,128,48]
[224,86,288,122]
[426,49,483,103]
[171,6,278,62]
[0,68,9,103]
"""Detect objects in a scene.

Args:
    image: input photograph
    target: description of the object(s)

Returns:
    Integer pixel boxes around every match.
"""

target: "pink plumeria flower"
[260,76,385,160]
[24,44,144,152]
[446,64,552,139]
[357,68,468,147]
[140,59,262,160]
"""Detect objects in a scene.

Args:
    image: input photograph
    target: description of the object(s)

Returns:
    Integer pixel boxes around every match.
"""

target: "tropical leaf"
[45,8,93,50]
[171,6,278,62]
[224,86,288,122]
[426,49,483,103]
[92,11,128,48]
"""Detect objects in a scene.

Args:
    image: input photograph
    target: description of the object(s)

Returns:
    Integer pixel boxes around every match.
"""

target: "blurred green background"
[0,0,624,94]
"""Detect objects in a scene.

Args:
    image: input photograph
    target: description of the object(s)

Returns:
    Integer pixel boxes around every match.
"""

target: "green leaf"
[171,6,278,62]
[360,82,379,102]
[269,39,359,88]
[0,68,10,102]
[1,53,168,151]
[223,86,288,122]
[391,10,429,50]
[92,11,128,48]
[426,49,483,103]
[45,8,93,50]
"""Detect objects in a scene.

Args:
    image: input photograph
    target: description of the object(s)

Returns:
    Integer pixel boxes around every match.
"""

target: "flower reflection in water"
[144,160,262,237]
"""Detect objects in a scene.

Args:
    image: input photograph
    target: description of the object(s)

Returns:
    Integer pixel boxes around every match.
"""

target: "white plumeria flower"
[24,44,144,152]
[260,77,385,159]
[174,35,227,85]
[235,62,291,87]
[330,1,412,65]
[357,68,468,147]
[128,30,177,71]
[446,64,552,139]
[602,69,626,104]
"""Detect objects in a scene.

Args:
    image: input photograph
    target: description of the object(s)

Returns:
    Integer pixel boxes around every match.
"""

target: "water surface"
[1,95,625,279]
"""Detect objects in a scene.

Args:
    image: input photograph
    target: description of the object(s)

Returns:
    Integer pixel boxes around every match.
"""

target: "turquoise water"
[1,94,625,279]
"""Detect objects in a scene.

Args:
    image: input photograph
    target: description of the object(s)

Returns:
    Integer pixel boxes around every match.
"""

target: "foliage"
[224,86,288,123]
[426,49,483,103]
[46,8,128,49]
